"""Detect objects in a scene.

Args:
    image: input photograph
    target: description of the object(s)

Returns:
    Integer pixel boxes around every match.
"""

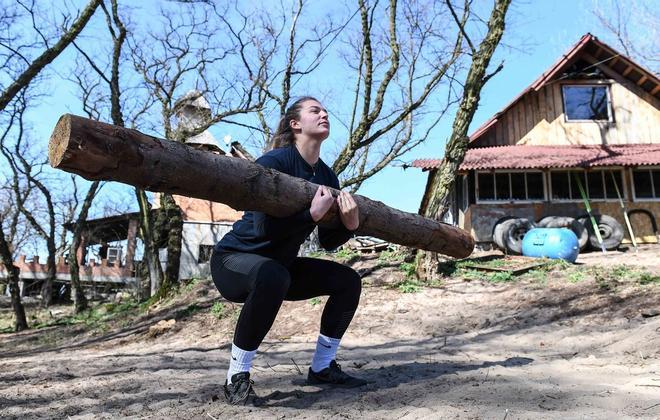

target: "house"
[412,34,660,248]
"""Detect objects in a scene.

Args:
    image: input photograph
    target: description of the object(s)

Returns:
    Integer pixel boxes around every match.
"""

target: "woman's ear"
[289,119,300,130]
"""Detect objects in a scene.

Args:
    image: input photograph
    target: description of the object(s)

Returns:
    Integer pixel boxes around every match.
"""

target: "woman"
[211,96,366,405]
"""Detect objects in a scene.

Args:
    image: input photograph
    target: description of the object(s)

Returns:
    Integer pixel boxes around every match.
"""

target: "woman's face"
[290,100,330,141]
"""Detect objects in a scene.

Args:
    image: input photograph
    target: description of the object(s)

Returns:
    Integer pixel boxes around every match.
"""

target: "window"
[476,171,545,202]
[198,245,214,263]
[107,247,122,264]
[631,168,660,200]
[562,85,612,121]
[550,170,623,201]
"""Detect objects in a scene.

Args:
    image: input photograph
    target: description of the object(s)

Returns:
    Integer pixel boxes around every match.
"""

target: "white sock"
[311,333,341,373]
[226,343,257,384]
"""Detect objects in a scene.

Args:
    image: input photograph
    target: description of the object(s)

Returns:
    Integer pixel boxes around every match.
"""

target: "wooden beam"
[594,46,603,59]
[651,85,660,96]
[608,55,619,68]
[49,114,475,258]
[637,75,648,86]
[622,65,634,77]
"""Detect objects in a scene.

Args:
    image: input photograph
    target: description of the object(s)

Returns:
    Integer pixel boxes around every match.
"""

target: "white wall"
[179,221,234,279]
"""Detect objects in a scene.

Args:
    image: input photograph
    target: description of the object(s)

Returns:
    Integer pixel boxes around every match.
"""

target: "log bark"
[48,114,474,258]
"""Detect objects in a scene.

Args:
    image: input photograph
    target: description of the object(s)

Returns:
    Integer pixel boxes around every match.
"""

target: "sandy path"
[1,249,659,419]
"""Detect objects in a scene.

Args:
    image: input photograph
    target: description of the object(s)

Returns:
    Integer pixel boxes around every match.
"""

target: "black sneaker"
[307,360,367,388]
[223,372,263,406]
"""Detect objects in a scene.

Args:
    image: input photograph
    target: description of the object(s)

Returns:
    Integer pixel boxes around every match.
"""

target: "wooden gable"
[470,34,660,148]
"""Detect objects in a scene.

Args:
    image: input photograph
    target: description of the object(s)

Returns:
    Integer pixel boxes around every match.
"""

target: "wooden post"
[49,114,474,258]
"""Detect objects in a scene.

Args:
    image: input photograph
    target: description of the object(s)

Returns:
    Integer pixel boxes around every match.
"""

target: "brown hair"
[271,96,319,149]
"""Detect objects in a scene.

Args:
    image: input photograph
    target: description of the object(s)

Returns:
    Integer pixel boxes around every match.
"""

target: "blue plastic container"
[522,228,579,263]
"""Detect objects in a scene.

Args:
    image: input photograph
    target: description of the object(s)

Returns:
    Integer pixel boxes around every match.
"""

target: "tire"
[537,216,589,250]
[504,218,535,255]
[492,216,517,250]
[577,214,624,250]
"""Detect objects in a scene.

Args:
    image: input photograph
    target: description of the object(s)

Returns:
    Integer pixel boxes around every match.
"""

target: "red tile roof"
[411,144,660,171]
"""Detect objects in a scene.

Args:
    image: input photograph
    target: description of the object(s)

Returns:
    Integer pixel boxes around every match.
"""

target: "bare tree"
[0,222,27,331]
[129,2,264,297]
[416,0,512,280]
[0,101,28,330]
[65,0,134,309]
[0,92,63,305]
[0,0,103,112]
[216,0,472,191]
[592,0,659,74]
[330,0,467,190]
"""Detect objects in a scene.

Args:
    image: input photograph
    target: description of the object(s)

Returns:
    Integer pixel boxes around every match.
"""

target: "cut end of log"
[48,114,73,169]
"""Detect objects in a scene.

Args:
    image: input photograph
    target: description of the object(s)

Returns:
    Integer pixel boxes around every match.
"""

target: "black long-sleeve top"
[215,144,354,266]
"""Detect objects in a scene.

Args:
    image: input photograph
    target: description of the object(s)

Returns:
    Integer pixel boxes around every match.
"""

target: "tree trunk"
[41,241,57,306]
[48,114,474,258]
[0,229,28,331]
[135,188,163,297]
[153,193,182,298]
[416,0,512,279]
[68,180,99,313]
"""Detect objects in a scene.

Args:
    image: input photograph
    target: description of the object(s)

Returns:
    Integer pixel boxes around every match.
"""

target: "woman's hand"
[337,190,359,231]
[310,185,335,222]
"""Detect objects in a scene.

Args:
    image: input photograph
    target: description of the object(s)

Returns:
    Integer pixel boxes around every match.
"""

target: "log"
[48,114,474,258]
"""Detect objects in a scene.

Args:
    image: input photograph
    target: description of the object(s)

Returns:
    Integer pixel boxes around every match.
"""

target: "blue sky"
[24,0,637,215]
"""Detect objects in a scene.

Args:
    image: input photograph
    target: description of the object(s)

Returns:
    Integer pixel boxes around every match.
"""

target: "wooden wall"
[476,78,660,147]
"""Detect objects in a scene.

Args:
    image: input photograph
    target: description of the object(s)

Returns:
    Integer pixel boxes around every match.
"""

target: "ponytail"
[270,96,319,149]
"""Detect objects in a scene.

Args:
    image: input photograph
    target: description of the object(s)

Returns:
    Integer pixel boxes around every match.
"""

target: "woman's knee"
[254,261,291,296]
[342,267,362,297]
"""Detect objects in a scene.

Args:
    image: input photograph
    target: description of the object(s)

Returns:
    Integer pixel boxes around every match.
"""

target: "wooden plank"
[538,87,547,124]
[525,92,535,136]
[517,101,525,142]
[460,255,549,275]
[622,65,634,76]
[637,75,647,86]
[594,46,603,59]
[545,85,555,121]
[608,56,620,68]
[651,85,660,96]
[552,84,565,144]
[506,109,515,145]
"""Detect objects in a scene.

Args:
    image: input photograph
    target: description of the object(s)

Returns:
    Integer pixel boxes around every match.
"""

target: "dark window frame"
[549,169,625,202]
[631,167,660,201]
[475,170,546,203]
[561,84,613,122]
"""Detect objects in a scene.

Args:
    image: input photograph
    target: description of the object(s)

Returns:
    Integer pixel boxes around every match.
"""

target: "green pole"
[574,173,606,253]
[609,171,638,252]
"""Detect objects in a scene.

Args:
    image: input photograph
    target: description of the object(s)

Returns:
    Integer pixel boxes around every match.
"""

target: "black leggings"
[211,251,362,351]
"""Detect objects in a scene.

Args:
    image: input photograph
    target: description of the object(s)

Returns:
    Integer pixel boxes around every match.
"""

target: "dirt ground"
[1,245,659,419]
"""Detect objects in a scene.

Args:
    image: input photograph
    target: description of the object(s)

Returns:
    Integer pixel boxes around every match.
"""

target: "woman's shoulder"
[256,146,294,171]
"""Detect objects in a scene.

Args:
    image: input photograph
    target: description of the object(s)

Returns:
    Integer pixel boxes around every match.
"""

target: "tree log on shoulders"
[49,114,474,258]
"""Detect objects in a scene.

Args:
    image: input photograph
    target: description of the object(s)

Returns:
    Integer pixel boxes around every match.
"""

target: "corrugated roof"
[412,144,660,171]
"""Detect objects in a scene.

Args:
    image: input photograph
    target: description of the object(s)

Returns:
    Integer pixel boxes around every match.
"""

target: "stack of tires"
[492,214,624,255]
[492,217,535,255]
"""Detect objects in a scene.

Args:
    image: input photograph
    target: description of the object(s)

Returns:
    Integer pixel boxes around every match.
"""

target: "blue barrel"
[522,228,579,263]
